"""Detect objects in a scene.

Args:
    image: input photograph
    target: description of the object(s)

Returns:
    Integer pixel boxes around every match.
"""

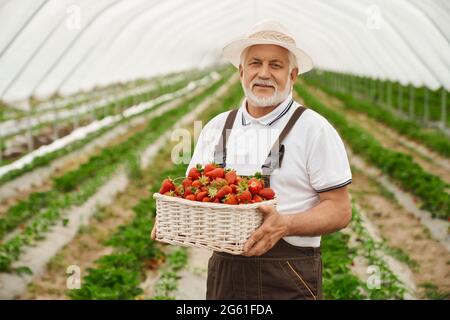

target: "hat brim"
[222,38,314,75]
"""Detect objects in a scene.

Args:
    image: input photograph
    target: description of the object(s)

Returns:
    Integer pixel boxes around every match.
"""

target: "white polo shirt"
[186,92,352,247]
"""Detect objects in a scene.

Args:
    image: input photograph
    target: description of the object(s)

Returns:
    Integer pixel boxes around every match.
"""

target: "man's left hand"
[243,205,289,256]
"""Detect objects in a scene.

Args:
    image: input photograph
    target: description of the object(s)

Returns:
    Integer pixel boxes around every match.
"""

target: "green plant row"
[294,84,450,219]
[305,70,450,124]
[303,76,450,158]
[1,72,196,142]
[0,71,233,272]
[0,68,210,167]
[152,248,188,300]
[1,68,209,122]
[0,69,224,187]
[350,204,406,299]
[0,164,117,272]
[321,205,407,299]
[321,232,365,299]
[0,71,228,240]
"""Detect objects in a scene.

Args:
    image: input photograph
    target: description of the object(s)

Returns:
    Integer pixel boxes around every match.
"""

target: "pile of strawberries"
[158,163,275,205]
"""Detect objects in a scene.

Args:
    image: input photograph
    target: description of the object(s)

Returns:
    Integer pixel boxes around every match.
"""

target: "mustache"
[250,79,278,89]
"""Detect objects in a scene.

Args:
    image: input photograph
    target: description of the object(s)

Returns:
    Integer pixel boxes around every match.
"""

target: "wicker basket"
[153,192,277,255]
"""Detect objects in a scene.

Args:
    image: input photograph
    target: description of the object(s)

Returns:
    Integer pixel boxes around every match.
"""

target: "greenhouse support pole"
[441,89,447,129]
[371,78,375,100]
[0,108,3,165]
[398,83,403,113]
[349,75,354,94]
[377,79,383,102]
[52,98,59,141]
[387,81,392,107]
[365,78,369,98]
[359,76,363,95]
[104,95,109,119]
[27,99,34,152]
[90,92,96,121]
[72,97,79,129]
[424,87,429,124]
[115,89,120,116]
[409,85,415,119]
[346,75,349,93]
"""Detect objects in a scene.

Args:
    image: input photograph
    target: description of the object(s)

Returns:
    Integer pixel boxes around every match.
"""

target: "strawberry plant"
[295,84,450,219]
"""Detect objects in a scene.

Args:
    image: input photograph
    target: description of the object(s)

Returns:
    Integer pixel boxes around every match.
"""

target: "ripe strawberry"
[214,198,220,203]
[159,178,175,194]
[212,178,228,189]
[216,185,232,199]
[230,184,238,194]
[238,190,252,204]
[192,180,202,188]
[223,194,238,205]
[253,172,266,188]
[202,197,212,202]
[259,188,275,200]
[196,191,208,202]
[205,168,225,179]
[204,163,217,173]
[248,178,263,195]
[252,194,263,202]
[188,164,203,180]
[185,194,196,201]
[184,186,193,197]
[182,178,192,189]
[225,169,237,184]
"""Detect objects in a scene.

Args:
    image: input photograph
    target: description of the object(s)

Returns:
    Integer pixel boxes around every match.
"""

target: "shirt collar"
[241,92,294,126]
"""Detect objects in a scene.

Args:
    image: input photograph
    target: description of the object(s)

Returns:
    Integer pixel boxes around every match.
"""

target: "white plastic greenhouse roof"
[0,0,449,103]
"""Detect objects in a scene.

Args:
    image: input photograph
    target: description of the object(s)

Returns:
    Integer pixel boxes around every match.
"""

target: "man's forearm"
[282,199,351,237]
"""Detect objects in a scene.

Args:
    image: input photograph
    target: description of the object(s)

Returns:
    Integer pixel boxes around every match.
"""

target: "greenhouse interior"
[0,0,449,303]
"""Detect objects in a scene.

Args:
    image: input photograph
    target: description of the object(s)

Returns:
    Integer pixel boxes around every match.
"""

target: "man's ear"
[290,67,299,82]
[239,64,243,79]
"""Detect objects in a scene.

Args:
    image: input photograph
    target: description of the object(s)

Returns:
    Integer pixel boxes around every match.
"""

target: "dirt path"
[348,167,450,298]
[175,247,211,300]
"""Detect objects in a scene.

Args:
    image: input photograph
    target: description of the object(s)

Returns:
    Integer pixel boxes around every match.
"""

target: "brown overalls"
[206,105,323,300]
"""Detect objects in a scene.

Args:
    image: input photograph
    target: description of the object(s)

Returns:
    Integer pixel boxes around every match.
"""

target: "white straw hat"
[222,20,313,75]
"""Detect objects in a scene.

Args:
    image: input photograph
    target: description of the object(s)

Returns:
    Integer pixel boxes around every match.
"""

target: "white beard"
[242,77,292,108]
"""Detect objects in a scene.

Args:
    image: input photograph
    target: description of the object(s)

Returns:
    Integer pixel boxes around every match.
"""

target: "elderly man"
[155,20,352,300]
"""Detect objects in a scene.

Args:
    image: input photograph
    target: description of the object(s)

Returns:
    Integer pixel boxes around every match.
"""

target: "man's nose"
[257,63,271,79]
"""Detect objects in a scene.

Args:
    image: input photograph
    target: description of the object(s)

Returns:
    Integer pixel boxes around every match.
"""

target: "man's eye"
[271,64,281,68]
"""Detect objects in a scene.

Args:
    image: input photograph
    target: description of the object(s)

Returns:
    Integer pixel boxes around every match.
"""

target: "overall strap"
[261,106,307,186]
[213,109,239,168]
